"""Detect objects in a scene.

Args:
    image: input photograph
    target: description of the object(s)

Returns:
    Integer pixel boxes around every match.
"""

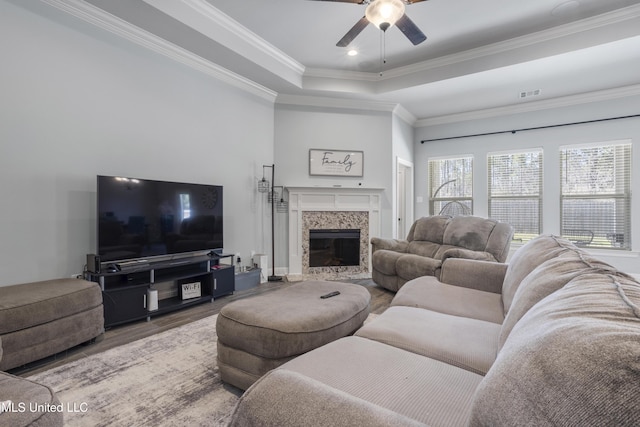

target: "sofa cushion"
[396,254,442,281]
[391,276,504,324]
[0,371,63,427]
[0,279,102,335]
[440,247,497,262]
[470,273,640,427]
[231,369,425,427]
[432,244,458,260]
[266,336,484,427]
[411,215,449,243]
[406,240,441,258]
[356,306,500,375]
[484,220,515,263]
[498,249,619,349]
[501,235,574,316]
[442,216,497,252]
[372,250,405,276]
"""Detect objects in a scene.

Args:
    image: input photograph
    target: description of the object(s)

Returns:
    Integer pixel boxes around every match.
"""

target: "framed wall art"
[309,149,364,177]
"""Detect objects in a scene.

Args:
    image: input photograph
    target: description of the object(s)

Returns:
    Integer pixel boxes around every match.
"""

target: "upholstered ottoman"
[0,278,104,371]
[216,280,370,390]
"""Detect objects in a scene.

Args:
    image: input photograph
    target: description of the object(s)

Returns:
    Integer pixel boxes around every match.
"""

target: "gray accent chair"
[371,215,514,291]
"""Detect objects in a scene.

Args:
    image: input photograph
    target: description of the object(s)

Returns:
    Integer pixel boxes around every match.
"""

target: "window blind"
[488,149,543,243]
[428,156,473,216]
[560,142,631,249]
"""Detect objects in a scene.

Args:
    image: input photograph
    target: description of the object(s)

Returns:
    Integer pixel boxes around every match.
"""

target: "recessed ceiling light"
[347,49,358,57]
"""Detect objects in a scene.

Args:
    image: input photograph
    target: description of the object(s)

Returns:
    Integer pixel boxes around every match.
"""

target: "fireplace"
[300,210,369,279]
[309,229,361,267]
[287,186,383,281]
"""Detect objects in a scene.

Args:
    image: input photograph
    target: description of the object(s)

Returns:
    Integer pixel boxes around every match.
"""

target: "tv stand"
[87,253,235,327]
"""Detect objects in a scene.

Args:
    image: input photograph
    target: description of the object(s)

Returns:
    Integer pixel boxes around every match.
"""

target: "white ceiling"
[73,0,640,122]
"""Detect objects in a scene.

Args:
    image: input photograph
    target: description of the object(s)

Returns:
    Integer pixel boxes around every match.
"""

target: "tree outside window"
[488,149,543,243]
[560,141,631,249]
[428,156,473,217]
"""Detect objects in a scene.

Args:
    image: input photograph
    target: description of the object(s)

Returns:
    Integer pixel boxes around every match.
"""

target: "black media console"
[86,253,235,327]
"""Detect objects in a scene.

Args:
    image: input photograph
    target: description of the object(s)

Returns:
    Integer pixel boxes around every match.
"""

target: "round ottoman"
[216,280,371,390]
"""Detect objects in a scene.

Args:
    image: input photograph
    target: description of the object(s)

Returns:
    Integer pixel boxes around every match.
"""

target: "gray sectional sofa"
[371,215,513,292]
[230,235,640,426]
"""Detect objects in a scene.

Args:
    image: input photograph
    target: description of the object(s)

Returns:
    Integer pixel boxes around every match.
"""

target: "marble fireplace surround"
[287,186,383,281]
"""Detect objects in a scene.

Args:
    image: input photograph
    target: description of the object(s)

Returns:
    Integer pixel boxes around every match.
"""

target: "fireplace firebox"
[309,229,360,267]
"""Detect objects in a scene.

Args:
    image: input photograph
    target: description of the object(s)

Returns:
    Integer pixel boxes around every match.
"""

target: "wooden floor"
[11,278,394,377]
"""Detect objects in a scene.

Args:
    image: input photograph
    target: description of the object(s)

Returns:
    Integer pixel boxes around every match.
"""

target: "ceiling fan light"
[365,0,405,30]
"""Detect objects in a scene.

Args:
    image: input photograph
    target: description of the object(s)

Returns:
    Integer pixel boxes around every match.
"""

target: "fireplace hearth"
[309,229,361,267]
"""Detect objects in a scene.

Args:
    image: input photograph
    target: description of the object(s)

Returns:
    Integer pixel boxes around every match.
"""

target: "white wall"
[0,0,275,286]
[274,104,395,272]
[415,95,640,273]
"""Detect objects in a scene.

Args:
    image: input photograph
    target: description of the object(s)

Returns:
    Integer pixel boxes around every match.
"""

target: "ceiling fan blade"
[395,14,427,45]
[406,0,429,3]
[337,16,369,47]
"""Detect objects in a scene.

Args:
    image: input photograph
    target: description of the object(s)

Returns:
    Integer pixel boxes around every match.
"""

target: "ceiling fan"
[312,0,428,47]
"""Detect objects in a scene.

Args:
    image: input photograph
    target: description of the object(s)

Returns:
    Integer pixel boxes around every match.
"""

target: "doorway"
[396,158,414,239]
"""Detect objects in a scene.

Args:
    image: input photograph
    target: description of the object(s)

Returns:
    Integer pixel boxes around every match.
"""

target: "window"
[428,156,473,216]
[180,194,191,221]
[560,141,631,249]
[488,149,543,243]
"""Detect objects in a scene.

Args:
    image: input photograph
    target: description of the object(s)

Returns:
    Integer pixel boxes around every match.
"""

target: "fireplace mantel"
[286,186,385,192]
[287,186,384,281]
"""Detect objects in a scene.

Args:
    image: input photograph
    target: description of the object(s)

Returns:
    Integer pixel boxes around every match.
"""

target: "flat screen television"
[97,175,223,264]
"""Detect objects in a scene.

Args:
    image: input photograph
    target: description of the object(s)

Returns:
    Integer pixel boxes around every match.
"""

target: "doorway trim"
[396,157,414,239]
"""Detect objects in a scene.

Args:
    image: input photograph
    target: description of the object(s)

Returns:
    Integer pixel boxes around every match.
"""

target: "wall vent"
[519,89,542,99]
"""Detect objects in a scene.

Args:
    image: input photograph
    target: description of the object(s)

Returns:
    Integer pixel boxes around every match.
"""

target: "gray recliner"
[371,215,514,291]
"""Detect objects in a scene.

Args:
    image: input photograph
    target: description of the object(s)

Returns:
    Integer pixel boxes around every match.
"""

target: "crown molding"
[393,104,417,126]
[304,4,640,89]
[275,94,417,125]
[304,67,380,82]
[384,4,640,81]
[142,0,304,87]
[276,94,394,112]
[39,0,278,102]
[182,0,305,76]
[415,84,640,127]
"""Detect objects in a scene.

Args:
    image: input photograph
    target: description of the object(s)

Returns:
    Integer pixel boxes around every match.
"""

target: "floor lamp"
[258,164,282,282]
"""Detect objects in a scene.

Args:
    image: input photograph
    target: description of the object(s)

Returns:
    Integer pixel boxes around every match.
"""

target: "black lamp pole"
[267,164,282,282]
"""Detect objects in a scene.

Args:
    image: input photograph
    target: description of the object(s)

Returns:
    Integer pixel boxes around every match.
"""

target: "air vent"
[519,89,542,99]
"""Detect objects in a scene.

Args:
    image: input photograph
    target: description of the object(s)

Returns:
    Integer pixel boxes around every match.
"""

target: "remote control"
[320,291,340,299]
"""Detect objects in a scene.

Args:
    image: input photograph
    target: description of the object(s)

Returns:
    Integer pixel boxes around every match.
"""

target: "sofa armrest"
[441,247,497,262]
[370,237,409,254]
[231,369,423,427]
[439,258,507,294]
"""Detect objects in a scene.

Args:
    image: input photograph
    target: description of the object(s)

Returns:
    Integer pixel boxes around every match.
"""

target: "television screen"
[97,175,223,263]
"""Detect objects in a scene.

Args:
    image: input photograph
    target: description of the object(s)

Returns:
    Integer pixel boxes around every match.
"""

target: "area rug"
[27,314,240,426]
[26,312,380,426]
